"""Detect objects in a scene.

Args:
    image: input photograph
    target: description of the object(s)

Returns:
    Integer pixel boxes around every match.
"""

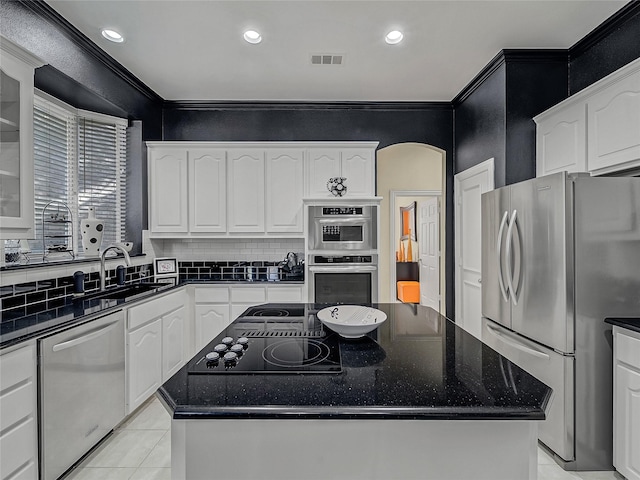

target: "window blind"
[26,94,128,257]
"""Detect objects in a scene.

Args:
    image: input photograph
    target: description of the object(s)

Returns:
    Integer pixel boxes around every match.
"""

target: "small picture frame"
[154,257,178,275]
[400,202,417,241]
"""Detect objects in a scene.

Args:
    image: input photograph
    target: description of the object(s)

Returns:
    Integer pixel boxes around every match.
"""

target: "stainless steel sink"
[77,283,169,302]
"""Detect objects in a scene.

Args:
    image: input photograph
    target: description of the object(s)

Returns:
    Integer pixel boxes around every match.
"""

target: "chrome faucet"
[100,244,132,291]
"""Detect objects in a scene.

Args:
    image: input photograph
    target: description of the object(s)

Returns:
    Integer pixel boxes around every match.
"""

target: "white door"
[306,148,340,197]
[189,149,226,232]
[418,198,439,310]
[227,149,265,232]
[454,159,494,339]
[341,149,374,197]
[265,149,304,233]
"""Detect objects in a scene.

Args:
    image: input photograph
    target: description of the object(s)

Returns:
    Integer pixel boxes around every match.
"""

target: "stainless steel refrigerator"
[481,171,640,471]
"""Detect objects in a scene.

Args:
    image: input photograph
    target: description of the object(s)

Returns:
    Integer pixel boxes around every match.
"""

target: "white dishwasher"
[39,310,125,480]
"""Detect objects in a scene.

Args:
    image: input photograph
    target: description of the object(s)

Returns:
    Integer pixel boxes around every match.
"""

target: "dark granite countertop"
[605,317,640,334]
[0,279,304,349]
[157,303,552,421]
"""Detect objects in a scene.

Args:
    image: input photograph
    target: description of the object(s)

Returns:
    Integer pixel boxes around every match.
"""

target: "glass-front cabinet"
[0,36,44,239]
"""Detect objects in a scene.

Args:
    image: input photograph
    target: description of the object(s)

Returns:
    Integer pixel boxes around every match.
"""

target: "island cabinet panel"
[265,149,304,233]
[0,342,37,480]
[189,149,226,233]
[613,326,640,480]
[148,148,189,233]
[227,149,265,232]
[535,102,587,177]
[587,66,640,175]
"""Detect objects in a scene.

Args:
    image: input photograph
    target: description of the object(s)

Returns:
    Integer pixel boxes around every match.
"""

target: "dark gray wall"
[453,51,568,188]
[570,2,640,95]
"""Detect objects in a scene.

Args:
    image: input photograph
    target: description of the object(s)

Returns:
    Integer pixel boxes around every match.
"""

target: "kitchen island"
[157,303,551,480]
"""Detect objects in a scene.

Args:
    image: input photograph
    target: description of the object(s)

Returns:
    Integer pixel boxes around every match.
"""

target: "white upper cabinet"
[227,149,265,232]
[0,38,45,240]
[307,148,342,197]
[535,58,640,177]
[266,149,304,233]
[306,145,376,197]
[148,147,188,233]
[147,141,378,237]
[189,148,226,232]
[535,102,587,176]
[587,65,640,174]
[341,149,375,197]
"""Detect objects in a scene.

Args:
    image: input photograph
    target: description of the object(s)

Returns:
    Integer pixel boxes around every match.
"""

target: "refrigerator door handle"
[497,210,510,302]
[486,323,550,360]
[505,209,518,306]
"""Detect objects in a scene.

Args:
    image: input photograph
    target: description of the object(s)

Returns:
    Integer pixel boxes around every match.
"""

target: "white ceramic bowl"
[317,305,387,339]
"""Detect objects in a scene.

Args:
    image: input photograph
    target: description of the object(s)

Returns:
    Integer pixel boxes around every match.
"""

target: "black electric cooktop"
[188,305,342,374]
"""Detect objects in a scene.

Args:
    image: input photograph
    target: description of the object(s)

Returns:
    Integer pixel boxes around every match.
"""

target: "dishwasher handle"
[52,320,121,352]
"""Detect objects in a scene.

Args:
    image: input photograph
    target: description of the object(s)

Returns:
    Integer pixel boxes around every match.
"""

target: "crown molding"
[163,101,453,111]
[570,1,640,58]
[452,49,568,106]
[18,0,162,103]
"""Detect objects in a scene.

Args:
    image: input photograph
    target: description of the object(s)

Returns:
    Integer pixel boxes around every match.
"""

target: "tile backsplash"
[152,238,305,262]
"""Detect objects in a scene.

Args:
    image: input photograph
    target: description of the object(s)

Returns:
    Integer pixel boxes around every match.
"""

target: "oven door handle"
[316,218,367,225]
[309,265,377,273]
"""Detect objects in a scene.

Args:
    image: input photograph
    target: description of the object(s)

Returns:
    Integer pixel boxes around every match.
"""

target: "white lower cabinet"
[126,289,188,413]
[613,326,640,480]
[0,342,38,480]
[193,284,304,352]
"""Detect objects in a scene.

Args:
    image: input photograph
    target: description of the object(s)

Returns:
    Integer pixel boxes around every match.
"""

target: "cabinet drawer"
[230,286,266,303]
[267,286,303,302]
[616,329,640,369]
[194,286,229,303]
[0,416,36,480]
[0,380,34,432]
[0,343,35,391]
[128,289,186,330]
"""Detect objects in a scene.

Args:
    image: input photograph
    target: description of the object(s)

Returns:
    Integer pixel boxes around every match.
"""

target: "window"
[27,93,128,258]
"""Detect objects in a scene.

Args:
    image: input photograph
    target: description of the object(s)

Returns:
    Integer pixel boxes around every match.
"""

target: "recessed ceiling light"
[243,30,262,44]
[385,30,404,45]
[101,29,124,43]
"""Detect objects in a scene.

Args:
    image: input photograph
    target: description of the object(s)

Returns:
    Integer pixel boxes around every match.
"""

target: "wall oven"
[308,206,377,251]
[308,255,378,304]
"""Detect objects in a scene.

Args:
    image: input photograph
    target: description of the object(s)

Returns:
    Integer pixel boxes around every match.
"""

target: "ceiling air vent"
[310,54,344,66]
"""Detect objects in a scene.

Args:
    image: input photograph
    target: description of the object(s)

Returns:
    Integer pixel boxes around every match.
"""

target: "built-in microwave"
[308,206,377,251]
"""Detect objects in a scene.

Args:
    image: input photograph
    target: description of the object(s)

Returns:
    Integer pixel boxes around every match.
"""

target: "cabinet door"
[265,149,304,233]
[0,42,41,239]
[149,148,188,233]
[341,149,375,197]
[189,149,226,232]
[194,304,230,353]
[615,362,640,480]
[162,305,186,380]
[536,102,587,177]
[228,149,265,232]
[588,67,640,174]
[127,320,162,413]
[307,148,341,197]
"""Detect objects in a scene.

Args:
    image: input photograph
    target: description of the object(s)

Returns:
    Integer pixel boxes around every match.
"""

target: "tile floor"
[64,396,625,480]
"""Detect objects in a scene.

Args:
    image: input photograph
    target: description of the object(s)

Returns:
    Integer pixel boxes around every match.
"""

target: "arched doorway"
[376,143,446,311]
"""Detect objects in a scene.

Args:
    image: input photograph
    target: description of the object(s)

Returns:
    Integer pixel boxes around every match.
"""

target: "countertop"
[0,279,303,349]
[605,317,640,334]
[157,303,552,421]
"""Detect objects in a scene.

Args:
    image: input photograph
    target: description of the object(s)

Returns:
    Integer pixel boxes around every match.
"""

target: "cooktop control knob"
[230,344,244,356]
[237,337,249,347]
[205,352,220,362]
[213,344,228,353]
[223,351,238,364]
[222,337,234,345]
